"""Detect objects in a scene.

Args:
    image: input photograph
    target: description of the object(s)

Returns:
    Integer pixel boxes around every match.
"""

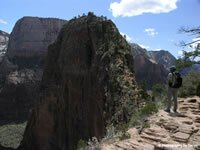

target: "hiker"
[165,66,182,113]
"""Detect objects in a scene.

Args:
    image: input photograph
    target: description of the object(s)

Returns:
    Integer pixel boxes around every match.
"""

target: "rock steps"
[101,96,200,150]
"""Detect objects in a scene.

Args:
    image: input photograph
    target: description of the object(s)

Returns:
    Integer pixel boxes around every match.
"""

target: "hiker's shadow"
[168,112,187,118]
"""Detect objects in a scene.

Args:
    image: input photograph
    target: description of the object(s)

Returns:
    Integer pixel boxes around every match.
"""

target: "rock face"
[6,17,67,67]
[148,50,176,70]
[19,14,139,150]
[101,96,200,150]
[0,17,67,123]
[130,43,151,59]
[134,55,167,88]
[130,43,167,88]
[0,30,9,63]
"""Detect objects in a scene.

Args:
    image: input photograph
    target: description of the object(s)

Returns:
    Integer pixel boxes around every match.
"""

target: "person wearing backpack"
[165,66,182,113]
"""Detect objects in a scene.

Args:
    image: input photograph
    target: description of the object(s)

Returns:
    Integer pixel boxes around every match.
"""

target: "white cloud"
[178,50,183,55]
[0,19,8,25]
[110,0,178,17]
[120,32,133,42]
[144,28,158,37]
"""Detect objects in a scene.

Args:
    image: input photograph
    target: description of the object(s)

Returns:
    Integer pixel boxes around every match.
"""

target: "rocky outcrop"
[5,17,67,68]
[148,50,176,70]
[19,13,139,150]
[134,54,167,88]
[130,43,151,59]
[101,96,200,150]
[0,17,67,124]
[0,30,9,63]
[130,43,167,88]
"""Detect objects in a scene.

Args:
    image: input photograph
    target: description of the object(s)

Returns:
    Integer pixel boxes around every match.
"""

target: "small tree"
[179,26,200,60]
[175,57,194,71]
[178,71,200,97]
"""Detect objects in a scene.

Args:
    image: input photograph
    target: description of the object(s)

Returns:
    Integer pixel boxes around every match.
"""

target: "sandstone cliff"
[130,43,167,88]
[19,13,139,150]
[6,17,67,67]
[0,17,67,123]
[134,54,167,88]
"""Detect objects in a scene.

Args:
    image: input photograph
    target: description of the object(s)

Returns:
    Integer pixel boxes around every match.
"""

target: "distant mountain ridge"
[130,43,151,59]
[148,50,176,70]
[180,63,200,76]
[130,43,168,88]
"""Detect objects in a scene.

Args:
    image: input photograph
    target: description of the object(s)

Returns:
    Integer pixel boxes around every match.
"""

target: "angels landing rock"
[19,13,140,150]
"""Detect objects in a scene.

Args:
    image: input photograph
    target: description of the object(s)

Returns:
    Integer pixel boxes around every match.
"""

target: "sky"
[0,0,200,58]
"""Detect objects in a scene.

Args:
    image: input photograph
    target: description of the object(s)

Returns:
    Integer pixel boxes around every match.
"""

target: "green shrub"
[77,139,87,149]
[118,123,131,140]
[152,83,166,98]
[129,102,158,127]
[143,122,150,128]
[178,71,200,97]
[139,102,158,116]
[119,131,131,140]
[175,59,194,71]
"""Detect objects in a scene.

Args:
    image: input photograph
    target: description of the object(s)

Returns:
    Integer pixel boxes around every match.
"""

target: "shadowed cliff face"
[19,14,139,150]
[0,17,67,124]
[130,43,168,88]
[134,54,167,88]
[6,17,67,67]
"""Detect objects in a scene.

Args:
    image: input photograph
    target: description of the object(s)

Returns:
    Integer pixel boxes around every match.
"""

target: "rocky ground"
[101,96,200,150]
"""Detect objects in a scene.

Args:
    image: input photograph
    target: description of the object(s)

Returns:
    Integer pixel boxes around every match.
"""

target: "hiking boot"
[173,110,177,113]
[164,109,170,113]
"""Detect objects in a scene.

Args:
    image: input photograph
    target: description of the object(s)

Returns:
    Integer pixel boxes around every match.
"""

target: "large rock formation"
[0,17,67,123]
[148,50,176,70]
[134,54,167,88]
[19,13,139,150]
[0,30,9,63]
[130,43,168,88]
[6,17,67,67]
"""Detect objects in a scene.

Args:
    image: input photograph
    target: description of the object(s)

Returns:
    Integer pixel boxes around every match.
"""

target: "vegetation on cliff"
[18,12,142,150]
[178,71,200,97]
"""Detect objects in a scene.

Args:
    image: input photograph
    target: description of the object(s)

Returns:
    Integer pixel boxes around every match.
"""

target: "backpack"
[171,71,182,88]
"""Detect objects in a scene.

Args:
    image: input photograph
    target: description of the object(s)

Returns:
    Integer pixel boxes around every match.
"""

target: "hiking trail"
[101,96,200,150]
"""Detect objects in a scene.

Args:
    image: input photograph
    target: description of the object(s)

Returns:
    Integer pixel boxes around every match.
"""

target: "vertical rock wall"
[19,14,139,150]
